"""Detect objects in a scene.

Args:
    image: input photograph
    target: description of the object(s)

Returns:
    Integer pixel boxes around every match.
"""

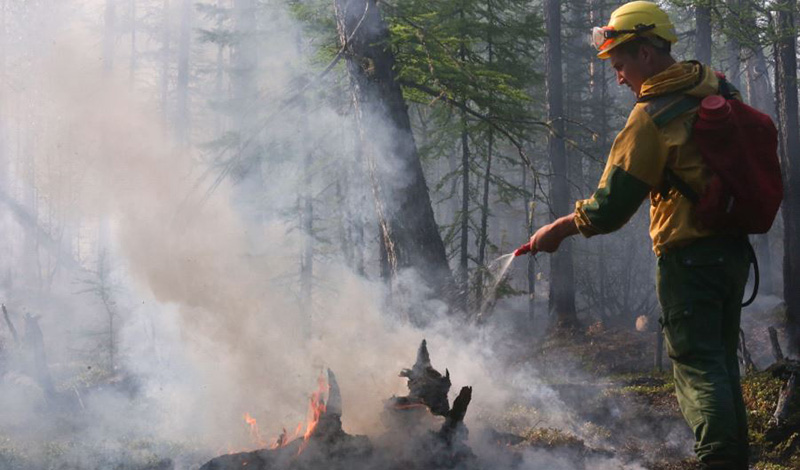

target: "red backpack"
[641,73,783,305]
[643,74,783,234]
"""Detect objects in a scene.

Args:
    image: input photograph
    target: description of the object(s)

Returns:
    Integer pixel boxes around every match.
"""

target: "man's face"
[608,46,651,96]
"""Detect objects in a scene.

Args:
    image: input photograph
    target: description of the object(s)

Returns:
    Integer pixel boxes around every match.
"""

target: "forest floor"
[0,299,796,469]
[497,298,800,470]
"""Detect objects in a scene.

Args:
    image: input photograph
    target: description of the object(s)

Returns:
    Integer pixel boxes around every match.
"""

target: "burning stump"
[382,339,474,467]
[199,340,475,470]
[201,369,371,470]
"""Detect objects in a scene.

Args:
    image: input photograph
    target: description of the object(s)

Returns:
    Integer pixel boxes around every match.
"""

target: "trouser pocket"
[661,298,723,360]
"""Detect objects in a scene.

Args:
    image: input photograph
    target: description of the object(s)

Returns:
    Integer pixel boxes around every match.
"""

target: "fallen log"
[764,331,800,443]
[770,372,797,428]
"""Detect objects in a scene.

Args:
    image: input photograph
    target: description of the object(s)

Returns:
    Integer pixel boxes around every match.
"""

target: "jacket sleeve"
[574,105,669,237]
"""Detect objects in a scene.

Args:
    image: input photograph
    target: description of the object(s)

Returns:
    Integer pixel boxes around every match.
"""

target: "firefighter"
[527,2,751,468]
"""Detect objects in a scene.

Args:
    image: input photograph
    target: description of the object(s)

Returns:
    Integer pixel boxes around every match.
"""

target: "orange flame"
[296,373,329,455]
[393,402,428,410]
[244,413,268,448]
[303,374,329,440]
[238,374,329,456]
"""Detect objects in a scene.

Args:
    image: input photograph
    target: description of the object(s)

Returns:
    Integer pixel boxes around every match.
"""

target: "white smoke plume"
[0,2,673,469]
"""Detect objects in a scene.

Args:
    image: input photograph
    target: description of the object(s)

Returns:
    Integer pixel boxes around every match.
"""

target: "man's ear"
[639,43,653,64]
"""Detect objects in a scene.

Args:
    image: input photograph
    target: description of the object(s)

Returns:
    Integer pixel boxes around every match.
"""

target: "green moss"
[753,463,793,470]
[480,403,543,436]
[601,373,674,401]
[742,372,784,446]
[520,427,585,450]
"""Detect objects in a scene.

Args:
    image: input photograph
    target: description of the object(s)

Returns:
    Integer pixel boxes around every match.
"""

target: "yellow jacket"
[574,61,731,256]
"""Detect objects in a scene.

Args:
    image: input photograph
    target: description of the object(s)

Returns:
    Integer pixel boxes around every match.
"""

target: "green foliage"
[382,0,547,304]
[387,0,542,133]
[521,427,586,450]
[744,372,784,444]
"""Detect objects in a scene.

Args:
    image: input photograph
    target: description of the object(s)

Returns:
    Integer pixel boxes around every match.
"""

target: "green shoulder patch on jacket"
[576,165,651,236]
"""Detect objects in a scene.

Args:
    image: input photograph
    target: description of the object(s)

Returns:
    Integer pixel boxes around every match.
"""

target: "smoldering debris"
[198,340,651,470]
[200,340,474,470]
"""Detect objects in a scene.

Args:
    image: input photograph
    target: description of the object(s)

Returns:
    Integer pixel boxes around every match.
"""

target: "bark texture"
[175,0,192,144]
[334,0,455,311]
[544,0,577,330]
[695,2,712,64]
[774,0,800,354]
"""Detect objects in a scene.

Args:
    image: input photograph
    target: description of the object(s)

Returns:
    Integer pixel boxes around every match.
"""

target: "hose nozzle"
[514,242,532,257]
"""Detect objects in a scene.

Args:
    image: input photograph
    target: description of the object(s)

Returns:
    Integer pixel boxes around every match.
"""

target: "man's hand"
[529,213,579,253]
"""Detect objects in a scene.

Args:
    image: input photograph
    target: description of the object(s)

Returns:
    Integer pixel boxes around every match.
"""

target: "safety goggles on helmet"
[592,23,656,51]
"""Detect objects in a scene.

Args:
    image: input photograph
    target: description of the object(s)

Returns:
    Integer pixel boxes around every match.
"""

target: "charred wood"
[22,313,56,403]
[439,385,472,446]
[766,358,800,443]
[2,303,18,345]
[311,369,345,443]
[739,328,757,373]
[770,326,785,362]
[201,343,476,470]
[200,369,371,470]
[397,339,451,416]
[770,372,797,428]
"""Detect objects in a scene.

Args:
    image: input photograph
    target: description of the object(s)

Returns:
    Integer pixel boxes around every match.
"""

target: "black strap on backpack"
[641,78,759,308]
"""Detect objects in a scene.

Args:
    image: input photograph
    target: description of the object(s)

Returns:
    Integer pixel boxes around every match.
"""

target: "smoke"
[0,2,688,470]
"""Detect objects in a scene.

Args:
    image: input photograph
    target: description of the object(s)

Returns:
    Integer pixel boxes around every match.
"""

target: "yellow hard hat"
[592,1,678,59]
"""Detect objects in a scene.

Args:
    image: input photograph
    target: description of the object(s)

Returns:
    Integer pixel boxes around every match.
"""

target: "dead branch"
[769,326,785,362]
[2,304,19,346]
[739,328,758,373]
[769,372,797,428]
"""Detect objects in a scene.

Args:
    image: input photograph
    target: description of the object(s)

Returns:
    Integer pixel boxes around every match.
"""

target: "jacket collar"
[638,61,718,101]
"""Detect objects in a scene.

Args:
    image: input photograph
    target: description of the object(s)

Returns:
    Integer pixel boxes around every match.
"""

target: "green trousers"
[657,236,752,469]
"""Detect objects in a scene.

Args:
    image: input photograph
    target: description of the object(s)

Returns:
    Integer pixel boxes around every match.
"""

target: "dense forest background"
[0,0,798,469]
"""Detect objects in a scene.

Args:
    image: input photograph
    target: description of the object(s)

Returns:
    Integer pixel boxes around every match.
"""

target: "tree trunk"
[742,1,776,294]
[0,0,6,198]
[523,171,536,326]
[300,161,313,333]
[231,0,262,180]
[458,4,471,312]
[774,0,800,354]
[459,119,470,311]
[346,133,367,277]
[544,0,578,331]
[175,0,191,145]
[590,0,609,324]
[23,314,56,403]
[103,0,116,72]
[334,0,456,311]
[232,0,258,131]
[213,0,225,135]
[695,1,713,64]
[161,0,170,122]
[565,1,588,200]
[724,0,743,91]
[475,128,493,308]
[745,54,774,115]
[129,0,136,86]
[299,89,313,334]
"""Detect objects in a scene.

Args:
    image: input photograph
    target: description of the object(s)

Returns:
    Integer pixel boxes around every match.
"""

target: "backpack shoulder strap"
[639,93,702,201]
[715,74,739,100]
[640,93,701,128]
